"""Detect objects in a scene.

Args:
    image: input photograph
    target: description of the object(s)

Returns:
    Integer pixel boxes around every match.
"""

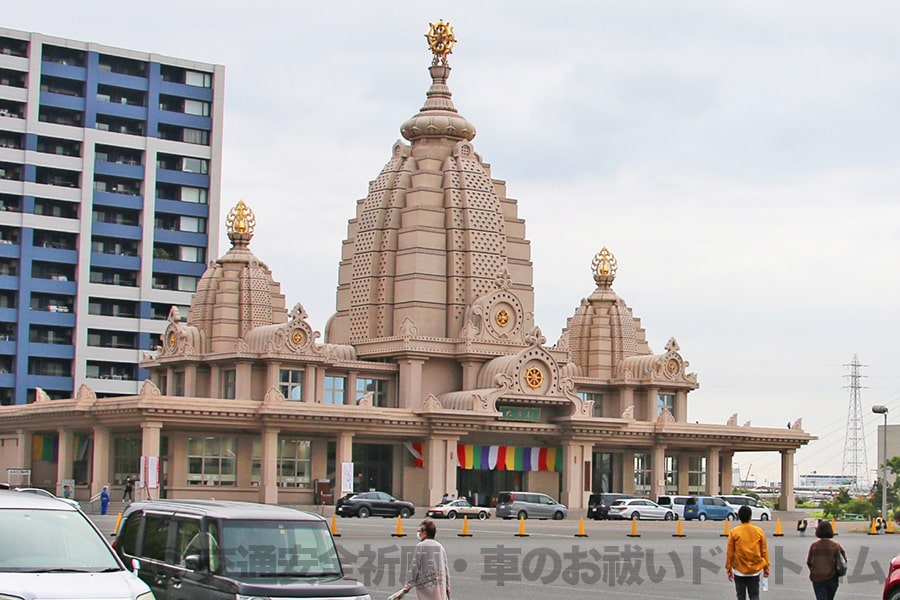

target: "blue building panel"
[21,374,74,393]
[158,81,214,102]
[26,343,76,360]
[156,111,211,131]
[152,259,207,277]
[91,222,142,240]
[28,279,77,295]
[93,191,143,210]
[0,276,20,291]
[0,244,18,260]
[155,169,210,188]
[40,62,87,81]
[31,247,79,264]
[0,309,16,323]
[94,69,149,91]
[155,198,209,218]
[93,101,148,122]
[27,310,76,328]
[90,252,141,271]
[154,229,208,247]
[39,91,86,112]
[0,340,15,353]
[94,160,145,180]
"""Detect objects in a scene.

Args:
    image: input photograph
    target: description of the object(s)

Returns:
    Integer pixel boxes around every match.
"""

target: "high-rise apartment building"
[0,28,223,404]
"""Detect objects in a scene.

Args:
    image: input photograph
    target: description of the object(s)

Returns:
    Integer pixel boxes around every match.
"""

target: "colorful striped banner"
[32,434,58,462]
[455,444,562,472]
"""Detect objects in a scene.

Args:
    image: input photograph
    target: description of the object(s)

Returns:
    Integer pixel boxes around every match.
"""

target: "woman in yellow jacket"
[726,505,771,600]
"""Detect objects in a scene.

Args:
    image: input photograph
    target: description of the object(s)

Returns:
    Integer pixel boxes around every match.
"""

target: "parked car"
[0,489,154,600]
[608,498,676,521]
[883,549,900,600]
[335,491,415,518]
[15,486,81,509]
[113,499,369,600]
[426,498,490,520]
[683,495,736,521]
[657,495,691,519]
[718,494,772,521]
[587,493,634,520]
[495,491,567,520]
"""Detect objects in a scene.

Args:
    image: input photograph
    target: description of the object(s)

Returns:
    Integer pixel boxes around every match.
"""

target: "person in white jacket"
[402,519,451,600]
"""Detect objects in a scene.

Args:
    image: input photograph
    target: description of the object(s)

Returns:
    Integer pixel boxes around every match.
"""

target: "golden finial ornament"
[591,247,618,284]
[425,20,456,66]
[226,200,256,237]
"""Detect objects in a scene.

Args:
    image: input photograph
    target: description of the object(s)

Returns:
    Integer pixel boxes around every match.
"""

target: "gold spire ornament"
[425,20,456,66]
[226,200,256,236]
[591,247,618,283]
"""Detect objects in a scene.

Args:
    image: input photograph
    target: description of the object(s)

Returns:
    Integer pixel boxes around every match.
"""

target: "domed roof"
[188,200,288,353]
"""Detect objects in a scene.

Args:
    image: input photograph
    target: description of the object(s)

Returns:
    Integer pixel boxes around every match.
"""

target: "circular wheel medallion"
[167,332,176,348]
[291,330,304,345]
[524,367,544,389]
[667,359,678,375]
[495,309,510,327]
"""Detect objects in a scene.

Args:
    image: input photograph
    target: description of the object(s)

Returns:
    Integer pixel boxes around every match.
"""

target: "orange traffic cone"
[458,516,473,537]
[515,515,530,537]
[391,515,406,537]
[331,514,341,537]
[868,518,879,535]
[773,518,784,537]
[888,519,895,534]
[114,512,123,536]
[720,518,731,537]
[575,516,588,538]
[627,517,640,538]
[832,517,839,536]
[672,518,686,538]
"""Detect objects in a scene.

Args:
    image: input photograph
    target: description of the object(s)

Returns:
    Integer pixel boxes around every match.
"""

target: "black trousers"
[734,574,760,600]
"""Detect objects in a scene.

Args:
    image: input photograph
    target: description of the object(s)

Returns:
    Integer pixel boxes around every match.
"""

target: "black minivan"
[113,499,370,600]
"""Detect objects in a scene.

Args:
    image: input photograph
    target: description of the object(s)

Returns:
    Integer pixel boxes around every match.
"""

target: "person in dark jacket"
[806,519,846,600]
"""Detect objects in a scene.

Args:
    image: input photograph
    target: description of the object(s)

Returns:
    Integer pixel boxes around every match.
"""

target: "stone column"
[15,429,32,471]
[346,372,358,405]
[397,357,425,409]
[460,360,480,391]
[675,390,688,422]
[91,426,111,495]
[335,432,354,495]
[235,362,252,400]
[779,449,796,511]
[56,428,73,496]
[645,387,658,421]
[619,388,634,417]
[560,441,593,509]
[209,364,221,398]
[621,451,636,494]
[266,361,281,393]
[424,436,459,507]
[141,421,162,499]
[303,366,316,403]
[650,444,666,498]
[705,447,721,495]
[720,452,734,494]
[677,452,690,494]
[184,364,198,397]
[259,428,279,504]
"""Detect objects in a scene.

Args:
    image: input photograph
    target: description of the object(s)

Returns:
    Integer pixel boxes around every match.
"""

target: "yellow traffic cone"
[832,517,839,536]
[575,516,588,538]
[515,515,529,537]
[888,519,895,534]
[114,512,123,535]
[868,518,879,535]
[672,518,686,538]
[391,515,406,537]
[458,515,473,537]
[627,517,640,538]
[330,514,341,537]
[720,518,731,537]
[773,517,784,537]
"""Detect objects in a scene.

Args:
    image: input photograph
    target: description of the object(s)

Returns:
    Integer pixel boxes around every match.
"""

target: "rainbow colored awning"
[457,444,562,472]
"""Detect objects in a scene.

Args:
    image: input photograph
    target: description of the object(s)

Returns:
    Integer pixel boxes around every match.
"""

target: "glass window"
[664,455,679,494]
[182,128,209,145]
[578,391,603,418]
[113,437,140,484]
[141,514,169,561]
[180,216,206,233]
[184,99,210,116]
[181,186,207,204]
[222,369,235,399]
[688,456,707,493]
[323,376,345,405]
[355,378,386,406]
[280,369,303,401]
[173,371,185,396]
[179,246,205,262]
[182,157,208,174]
[178,275,198,292]
[251,438,311,488]
[633,453,651,496]
[185,70,211,88]
[187,436,236,486]
[658,393,675,417]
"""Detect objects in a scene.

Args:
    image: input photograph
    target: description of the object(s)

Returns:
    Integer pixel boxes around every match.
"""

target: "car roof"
[123,499,326,522]
[0,488,78,510]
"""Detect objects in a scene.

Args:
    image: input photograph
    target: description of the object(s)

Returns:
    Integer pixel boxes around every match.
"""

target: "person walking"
[122,476,133,503]
[807,520,846,600]
[100,485,110,515]
[401,519,450,600]
[725,504,770,600]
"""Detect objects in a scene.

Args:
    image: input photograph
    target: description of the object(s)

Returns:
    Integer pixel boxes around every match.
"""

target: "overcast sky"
[10,1,900,487]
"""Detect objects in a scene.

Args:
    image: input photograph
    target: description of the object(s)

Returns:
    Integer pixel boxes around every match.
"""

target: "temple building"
[0,22,813,510]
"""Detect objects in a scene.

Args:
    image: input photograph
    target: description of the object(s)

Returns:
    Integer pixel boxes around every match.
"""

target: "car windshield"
[0,508,121,572]
[221,519,342,578]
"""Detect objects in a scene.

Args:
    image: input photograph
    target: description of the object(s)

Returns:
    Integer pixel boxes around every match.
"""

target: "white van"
[656,495,692,519]
[718,494,773,521]
[0,489,153,600]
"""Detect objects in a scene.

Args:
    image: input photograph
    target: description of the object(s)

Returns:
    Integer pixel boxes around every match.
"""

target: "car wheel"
[358,506,370,519]
[664,512,674,521]
[447,510,457,520]
[698,513,707,522]
[760,513,770,521]
[727,513,735,521]
[399,507,412,519]
[517,510,528,520]
[477,511,488,520]
[553,511,564,520]
[632,512,641,520]
[888,588,900,600]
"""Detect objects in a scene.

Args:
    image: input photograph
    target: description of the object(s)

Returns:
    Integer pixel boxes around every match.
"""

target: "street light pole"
[873,405,889,523]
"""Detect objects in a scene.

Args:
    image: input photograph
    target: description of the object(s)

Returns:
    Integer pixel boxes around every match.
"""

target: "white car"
[608,498,677,520]
[14,487,81,510]
[718,495,773,521]
[426,499,491,520]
